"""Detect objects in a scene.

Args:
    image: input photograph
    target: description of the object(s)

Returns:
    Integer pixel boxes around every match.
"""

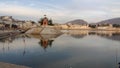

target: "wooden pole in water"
[116,47,118,68]
[23,35,26,56]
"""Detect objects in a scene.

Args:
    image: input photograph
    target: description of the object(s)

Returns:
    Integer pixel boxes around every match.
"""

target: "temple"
[39,15,53,26]
[42,15,48,26]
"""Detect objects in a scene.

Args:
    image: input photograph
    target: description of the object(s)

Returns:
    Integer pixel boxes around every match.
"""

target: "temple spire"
[44,15,46,17]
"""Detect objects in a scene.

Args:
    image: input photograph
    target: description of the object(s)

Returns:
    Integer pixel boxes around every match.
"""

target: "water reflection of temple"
[39,34,62,50]
[39,39,54,49]
[28,34,62,50]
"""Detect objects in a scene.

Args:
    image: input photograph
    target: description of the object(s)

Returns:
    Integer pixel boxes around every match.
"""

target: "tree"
[31,21,36,24]
[88,24,96,28]
[112,24,120,28]
[38,18,43,25]
[48,19,54,26]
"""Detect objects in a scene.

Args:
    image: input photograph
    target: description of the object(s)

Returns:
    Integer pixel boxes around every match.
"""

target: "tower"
[42,15,48,26]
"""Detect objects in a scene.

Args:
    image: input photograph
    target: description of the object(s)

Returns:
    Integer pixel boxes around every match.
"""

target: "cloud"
[0,3,69,22]
[0,6,38,16]
[0,0,120,23]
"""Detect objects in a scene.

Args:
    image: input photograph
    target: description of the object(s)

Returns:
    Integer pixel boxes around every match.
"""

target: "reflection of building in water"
[39,39,54,49]
[90,31,120,41]
[65,30,120,41]
[28,34,62,50]
[87,31,120,37]
[39,34,61,50]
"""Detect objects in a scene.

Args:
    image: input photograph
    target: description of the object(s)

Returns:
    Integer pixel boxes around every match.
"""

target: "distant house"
[0,16,37,29]
[60,24,89,30]
[97,23,113,29]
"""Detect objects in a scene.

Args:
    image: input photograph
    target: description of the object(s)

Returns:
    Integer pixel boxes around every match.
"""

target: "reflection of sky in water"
[0,34,120,68]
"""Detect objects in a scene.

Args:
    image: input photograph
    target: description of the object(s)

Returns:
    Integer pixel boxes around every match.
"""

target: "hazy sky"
[0,0,120,23]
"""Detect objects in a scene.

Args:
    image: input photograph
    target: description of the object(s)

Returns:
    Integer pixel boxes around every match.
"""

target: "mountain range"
[97,18,120,24]
[66,19,88,25]
[66,18,120,24]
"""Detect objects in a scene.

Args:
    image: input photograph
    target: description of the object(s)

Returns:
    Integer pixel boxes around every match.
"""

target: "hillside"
[97,18,120,24]
[66,19,88,25]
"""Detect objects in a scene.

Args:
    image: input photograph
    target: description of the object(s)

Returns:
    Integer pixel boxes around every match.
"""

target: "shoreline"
[61,29,120,31]
[0,62,30,68]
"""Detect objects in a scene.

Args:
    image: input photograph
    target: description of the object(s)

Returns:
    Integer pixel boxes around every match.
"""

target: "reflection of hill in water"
[98,33,120,41]
[89,31,120,41]
[66,30,88,39]
[69,34,86,39]
[66,30,120,41]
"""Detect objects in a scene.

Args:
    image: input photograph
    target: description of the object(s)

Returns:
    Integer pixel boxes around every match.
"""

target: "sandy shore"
[0,62,30,68]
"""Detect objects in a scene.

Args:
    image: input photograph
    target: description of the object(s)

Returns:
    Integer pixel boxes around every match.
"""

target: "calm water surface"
[0,31,120,68]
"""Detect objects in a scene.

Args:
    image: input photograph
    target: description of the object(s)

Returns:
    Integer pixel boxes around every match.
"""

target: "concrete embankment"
[0,62,30,68]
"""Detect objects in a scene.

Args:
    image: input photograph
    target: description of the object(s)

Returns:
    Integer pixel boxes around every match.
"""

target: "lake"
[0,30,120,68]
